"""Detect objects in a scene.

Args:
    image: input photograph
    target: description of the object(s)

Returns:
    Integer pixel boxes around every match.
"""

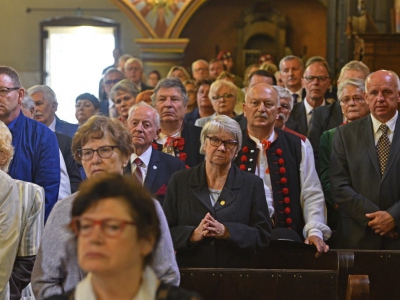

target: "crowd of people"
[0,47,399,299]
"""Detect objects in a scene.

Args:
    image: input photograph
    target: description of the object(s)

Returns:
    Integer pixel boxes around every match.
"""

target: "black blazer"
[55,132,82,193]
[125,149,186,204]
[330,115,400,249]
[308,101,343,165]
[163,162,272,268]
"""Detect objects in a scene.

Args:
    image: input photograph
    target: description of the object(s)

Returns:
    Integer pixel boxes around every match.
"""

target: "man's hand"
[366,211,395,236]
[305,235,329,258]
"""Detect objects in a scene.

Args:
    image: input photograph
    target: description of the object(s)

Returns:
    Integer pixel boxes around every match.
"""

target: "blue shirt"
[8,112,60,221]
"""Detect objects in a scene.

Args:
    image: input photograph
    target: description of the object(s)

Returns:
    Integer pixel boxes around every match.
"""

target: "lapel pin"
[220,200,226,206]
[153,165,157,170]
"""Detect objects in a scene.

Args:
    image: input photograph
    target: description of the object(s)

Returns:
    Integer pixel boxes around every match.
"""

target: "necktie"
[133,158,144,185]
[292,94,299,104]
[376,124,390,176]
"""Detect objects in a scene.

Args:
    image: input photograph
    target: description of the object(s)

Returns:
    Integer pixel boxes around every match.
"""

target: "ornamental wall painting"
[131,0,189,37]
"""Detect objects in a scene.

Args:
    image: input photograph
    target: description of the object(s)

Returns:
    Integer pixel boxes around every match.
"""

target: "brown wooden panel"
[180,268,337,300]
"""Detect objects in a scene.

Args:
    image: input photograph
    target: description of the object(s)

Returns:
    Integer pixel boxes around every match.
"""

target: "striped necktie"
[133,158,144,185]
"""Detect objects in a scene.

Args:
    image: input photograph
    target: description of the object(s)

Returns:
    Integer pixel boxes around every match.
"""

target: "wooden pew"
[180,268,338,300]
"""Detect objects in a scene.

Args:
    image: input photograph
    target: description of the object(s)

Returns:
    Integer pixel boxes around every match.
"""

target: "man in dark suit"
[99,68,125,117]
[124,58,152,92]
[288,60,332,136]
[152,77,204,168]
[308,60,370,164]
[279,55,305,105]
[27,85,78,138]
[126,102,185,204]
[330,70,400,249]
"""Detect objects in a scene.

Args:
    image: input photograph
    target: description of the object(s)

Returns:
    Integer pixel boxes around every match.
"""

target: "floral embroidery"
[163,137,187,164]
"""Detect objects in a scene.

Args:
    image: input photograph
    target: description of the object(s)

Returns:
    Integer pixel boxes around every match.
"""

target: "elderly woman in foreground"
[163,115,272,268]
[31,116,179,299]
[318,78,370,230]
[45,174,200,300]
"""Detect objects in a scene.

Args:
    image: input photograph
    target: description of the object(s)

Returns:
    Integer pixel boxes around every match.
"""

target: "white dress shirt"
[370,111,398,145]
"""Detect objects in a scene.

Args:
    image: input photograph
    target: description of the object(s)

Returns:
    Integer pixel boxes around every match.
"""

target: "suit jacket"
[183,107,200,126]
[163,162,272,268]
[55,116,79,139]
[308,101,343,166]
[330,115,400,249]
[155,123,204,168]
[55,133,82,194]
[99,99,109,117]
[125,149,186,205]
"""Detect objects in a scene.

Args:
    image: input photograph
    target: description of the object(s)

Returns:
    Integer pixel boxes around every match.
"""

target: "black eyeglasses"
[340,96,365,105]
[104,79,122,86]
[77,146,119,161]
[206,136,238,149]
[69,217,136,238]
[211,93,235,101]
[303,76,329,83]
[0,87,20,96]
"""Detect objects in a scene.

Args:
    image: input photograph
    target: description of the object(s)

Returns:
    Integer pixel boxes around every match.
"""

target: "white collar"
[130,145,152,167]
[248,130,275,147]
[48,116,56,132]
[75,266,159,300]
[303,98,326,115]
[371,111,398,134]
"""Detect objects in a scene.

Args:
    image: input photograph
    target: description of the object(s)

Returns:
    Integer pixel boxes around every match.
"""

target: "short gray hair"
[200,115,242,156]
[27,85,57,104]
[103,68,125,81]
[279,55,304,72]
[151,77,189,106]
[0,121,14,172]
[22,94,35,110]
[337,78,366,101]
[128,101,160,129]
[338,60,370,83]
[209,80,237,100]
[245,83,280,107]
[192,59,209,73]
[109,79,140,101]
[124,57,143,69]
[273,85,293,110]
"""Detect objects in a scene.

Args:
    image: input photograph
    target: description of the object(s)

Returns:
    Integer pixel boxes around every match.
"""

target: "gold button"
[220,200,226,205]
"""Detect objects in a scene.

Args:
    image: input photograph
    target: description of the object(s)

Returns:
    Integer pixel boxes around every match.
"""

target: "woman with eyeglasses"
[44,174,200,300]
[194,80,238,127]
[163,115,272,268]
[318,78,370,231]
[32,115,180,299]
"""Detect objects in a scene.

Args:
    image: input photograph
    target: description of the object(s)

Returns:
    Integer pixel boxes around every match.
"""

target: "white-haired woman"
[163,115,272,268]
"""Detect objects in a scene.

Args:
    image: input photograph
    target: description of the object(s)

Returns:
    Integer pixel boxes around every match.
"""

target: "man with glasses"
[100,68,125,117]
[124,58,152,92]
[191,59,209,81]
[288,61,332,136]
[234,83,331,257]
[0,66,60,221]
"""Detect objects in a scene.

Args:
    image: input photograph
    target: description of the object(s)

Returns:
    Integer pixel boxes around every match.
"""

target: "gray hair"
[109,79,140,101]
[151,77,189,106]
[245,83,280,106]
[209,80,237,100]
[0,121,14,172]
[279,55,304,72]
[128,101,161,129]
[191,59,209,73]
[273,85,293,110]
[103,68,125,81]
[124,57,143,69]
[22,94,35,110]
[27,85,57,104]
[200,115,242,156]
[338,60,370,83]
[337,78,366,101]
